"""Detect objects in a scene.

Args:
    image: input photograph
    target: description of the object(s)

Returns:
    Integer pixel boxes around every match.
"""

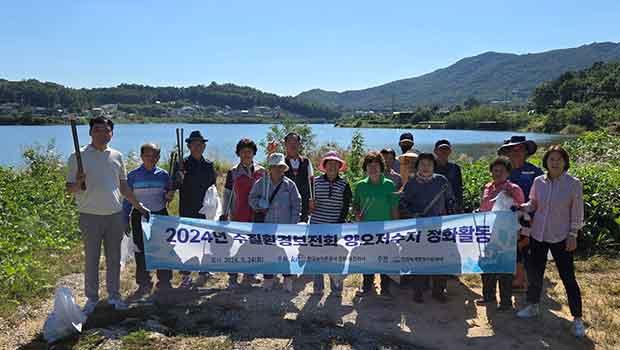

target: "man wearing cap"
[391,132,414,172]
[434,139,464,213]
[396,132,419,182]
[172,130,217,288]
[283,132,314,223]
[498,136,544,290]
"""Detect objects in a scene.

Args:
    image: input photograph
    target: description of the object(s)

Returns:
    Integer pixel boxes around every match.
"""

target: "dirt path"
[1,264,600,350]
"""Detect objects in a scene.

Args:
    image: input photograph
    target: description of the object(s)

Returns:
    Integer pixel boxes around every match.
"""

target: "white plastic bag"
[43,287,86,343]
[491,190,515,211]
[120,234,134,271]
[199,185,222,220]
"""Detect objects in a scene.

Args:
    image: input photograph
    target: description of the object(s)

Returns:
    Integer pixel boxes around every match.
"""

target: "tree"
[464,97,481,110]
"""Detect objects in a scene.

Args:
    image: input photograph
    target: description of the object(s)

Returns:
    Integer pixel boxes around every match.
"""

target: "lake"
[0,123,568,166]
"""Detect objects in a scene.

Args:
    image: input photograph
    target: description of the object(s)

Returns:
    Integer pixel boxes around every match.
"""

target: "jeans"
[526,238,582,317]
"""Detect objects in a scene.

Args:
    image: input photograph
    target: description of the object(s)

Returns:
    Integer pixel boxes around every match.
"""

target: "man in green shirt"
[353,151,399,297]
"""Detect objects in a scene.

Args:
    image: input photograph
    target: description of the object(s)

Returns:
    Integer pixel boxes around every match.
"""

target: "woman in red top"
[221,138,265,288]
[476,156,526,311]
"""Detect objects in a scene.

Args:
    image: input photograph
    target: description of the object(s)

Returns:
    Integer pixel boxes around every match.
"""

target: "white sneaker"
[82,299,98,316]
[284,276,294,293]
[263,278,274,291]
[573,318,586,337]
[516,304,540,318]
[108,298,128,311]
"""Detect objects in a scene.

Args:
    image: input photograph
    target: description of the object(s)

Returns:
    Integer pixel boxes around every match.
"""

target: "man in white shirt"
[66,117,149,315]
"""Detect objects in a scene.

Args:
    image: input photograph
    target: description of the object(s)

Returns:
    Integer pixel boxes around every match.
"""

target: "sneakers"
[179,275,193,289]
[228,276,240,289]
[474,298,494,306]
[284,276,294,293]
[497,303,513,312]
[108,298,128,311]
[573,318,586,337]
[516,304,540,318]
[82,299,98,316]
[263,278,274,291]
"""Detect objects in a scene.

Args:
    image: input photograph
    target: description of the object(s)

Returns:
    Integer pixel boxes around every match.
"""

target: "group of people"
[66,116,586,338]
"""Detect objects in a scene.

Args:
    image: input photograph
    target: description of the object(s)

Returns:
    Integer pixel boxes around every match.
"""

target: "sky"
[1,0,619,96]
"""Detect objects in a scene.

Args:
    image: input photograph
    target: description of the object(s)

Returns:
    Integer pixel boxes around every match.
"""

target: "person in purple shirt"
[122,143,174,295]
[498,136,544,290]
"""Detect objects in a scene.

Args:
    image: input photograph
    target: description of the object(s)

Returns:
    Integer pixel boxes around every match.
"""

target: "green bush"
[0,145,80,314]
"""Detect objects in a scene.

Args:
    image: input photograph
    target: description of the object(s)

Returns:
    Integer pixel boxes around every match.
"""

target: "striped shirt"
[122,165,172,224]
[310,175,352,224]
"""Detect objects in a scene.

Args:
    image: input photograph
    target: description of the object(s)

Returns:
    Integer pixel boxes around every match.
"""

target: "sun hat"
[267,152,289,171]
[185,130,208,143]
[497,136,538,156]
[319,151,347,172]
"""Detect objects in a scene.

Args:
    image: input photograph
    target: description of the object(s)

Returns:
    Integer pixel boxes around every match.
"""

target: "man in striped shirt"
[122,143,174,295]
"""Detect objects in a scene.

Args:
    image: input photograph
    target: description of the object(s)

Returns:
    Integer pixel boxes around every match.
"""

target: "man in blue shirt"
[123,143,174,295]
[498,136,544,290]
[498,136,544,200]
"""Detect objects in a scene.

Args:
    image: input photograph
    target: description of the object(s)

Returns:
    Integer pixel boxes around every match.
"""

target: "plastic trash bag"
[491,189,532,234]
[43,287,86,343]
[199,184,222,220]
[491,190,515,211]
[120,233,134,271]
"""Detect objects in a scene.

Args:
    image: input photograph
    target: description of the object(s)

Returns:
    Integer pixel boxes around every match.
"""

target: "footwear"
[432,291,448,303]
[108,298,128,311]
[573,318,586,338]
[497,304,513,312]
[475,298,494,306]
[135,283,153,296]
[359,287,373,296]
[155,281,172,291]
[179,275,193,289]
[228,277,240,289]
[413,291,424,304]
[331,279,343,292]
[82,299,98,316]
[284,277,294,293]
[193,273,210,287]
[263,278,274,291]
[516,304,540,318]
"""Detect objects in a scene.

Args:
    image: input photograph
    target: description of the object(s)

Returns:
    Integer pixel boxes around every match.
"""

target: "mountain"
[296,42,620,110]
[0,80,340,119]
